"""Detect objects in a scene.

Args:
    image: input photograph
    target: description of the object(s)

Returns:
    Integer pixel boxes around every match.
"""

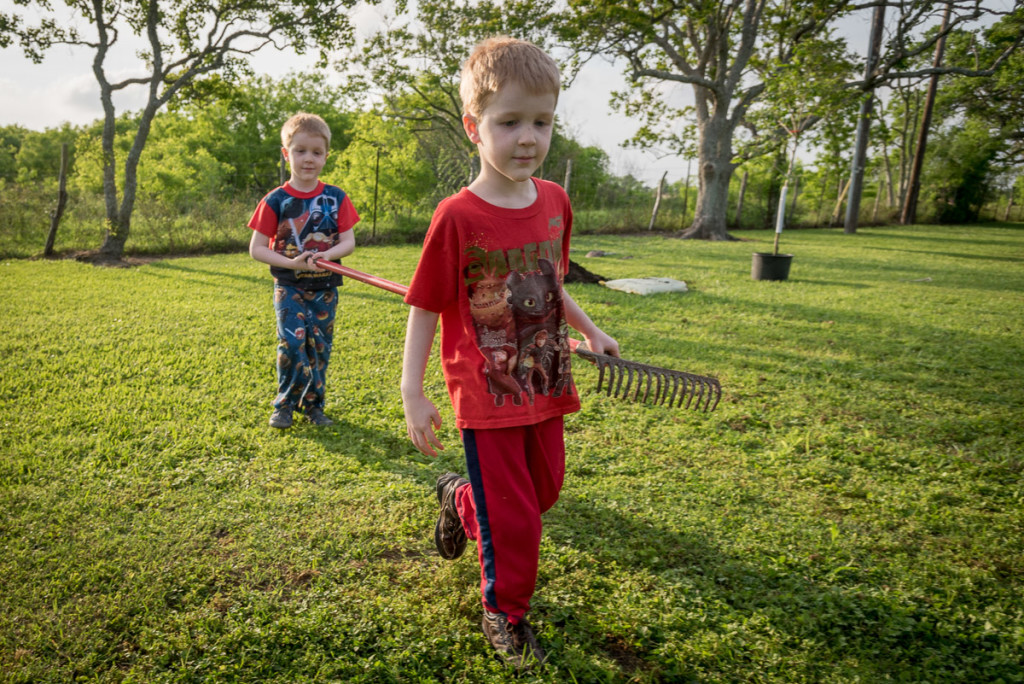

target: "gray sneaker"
[435,472,469,560]
[269,406,293,429]
[305,407,334,426]
[481,611,546,671]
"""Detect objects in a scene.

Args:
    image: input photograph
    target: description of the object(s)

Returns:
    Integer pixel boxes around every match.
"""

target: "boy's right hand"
[402,394,445,457]
[288,251,320,271]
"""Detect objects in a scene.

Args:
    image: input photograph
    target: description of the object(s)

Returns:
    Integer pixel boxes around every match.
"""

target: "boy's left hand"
[584,329,620,357]
[303,252,325,272]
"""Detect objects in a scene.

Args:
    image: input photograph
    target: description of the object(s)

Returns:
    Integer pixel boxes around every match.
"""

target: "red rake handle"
[316,259,409,296]
[317,259,585,353]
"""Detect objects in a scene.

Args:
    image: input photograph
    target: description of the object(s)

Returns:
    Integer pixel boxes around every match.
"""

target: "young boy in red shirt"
[248,113,359,429]
[400,37,619,670]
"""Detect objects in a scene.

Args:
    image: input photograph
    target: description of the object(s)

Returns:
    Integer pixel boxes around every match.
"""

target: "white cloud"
[1,44,151,129]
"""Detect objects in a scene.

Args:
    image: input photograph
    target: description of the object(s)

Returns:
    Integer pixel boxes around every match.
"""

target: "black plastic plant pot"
[751,252,793,281]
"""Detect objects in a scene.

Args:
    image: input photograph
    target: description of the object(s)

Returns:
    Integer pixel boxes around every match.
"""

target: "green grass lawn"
[1,224,1022,683]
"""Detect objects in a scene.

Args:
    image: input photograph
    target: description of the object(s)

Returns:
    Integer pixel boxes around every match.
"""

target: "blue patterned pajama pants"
[273,284,337,412]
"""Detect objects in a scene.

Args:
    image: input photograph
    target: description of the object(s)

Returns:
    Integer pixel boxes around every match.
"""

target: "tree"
[331,111,436,232]
[170,72,355,196]
[902,9,1024,223]
[1,0,373,260]
[926,119,1000,223]
[940,8,1024,169]
[346,0,556,199]
[748,33,857,229]
[6,124,80,187]
[559,0,1023,240]
[900,3,953,226]
[0,125,28,184]
[559,0,863,241]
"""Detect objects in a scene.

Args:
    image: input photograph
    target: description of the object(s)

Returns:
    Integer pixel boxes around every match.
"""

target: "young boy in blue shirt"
[400,37,619,670]
[248,113,359,429]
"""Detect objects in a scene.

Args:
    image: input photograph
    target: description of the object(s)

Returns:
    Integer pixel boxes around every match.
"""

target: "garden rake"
[315,259,721,412]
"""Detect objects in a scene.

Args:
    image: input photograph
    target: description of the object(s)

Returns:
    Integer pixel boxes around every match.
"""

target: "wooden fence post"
[43,143,69,257]
[734,170,748,228]
[872,178,884,223]
[831,176,851,227]
[681,158,691,229]
[648,171,667,230]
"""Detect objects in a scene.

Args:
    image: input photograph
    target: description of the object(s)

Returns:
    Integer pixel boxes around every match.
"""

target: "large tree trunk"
[901,2,952,225]
[99,215,131,257]
[681,114,736,241]
[98,95,158,259]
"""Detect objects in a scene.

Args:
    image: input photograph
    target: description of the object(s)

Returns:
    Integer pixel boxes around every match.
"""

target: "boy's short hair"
[281,112,332,148]
[460,36,560,118]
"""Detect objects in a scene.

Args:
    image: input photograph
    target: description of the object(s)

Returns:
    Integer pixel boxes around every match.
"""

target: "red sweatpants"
[454,416,565,623]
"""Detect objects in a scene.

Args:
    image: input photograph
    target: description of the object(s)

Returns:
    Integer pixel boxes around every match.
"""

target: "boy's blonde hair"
[459,36,560,118]
[281,112,332,148]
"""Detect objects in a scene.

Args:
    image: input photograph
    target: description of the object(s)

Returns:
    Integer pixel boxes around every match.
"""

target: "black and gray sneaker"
[269,406,293,429]
[481,611,547,671]
[435,472,469,560]
[305,407,334,426]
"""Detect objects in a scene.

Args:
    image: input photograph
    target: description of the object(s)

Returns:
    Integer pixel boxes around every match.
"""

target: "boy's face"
[283,130,329,191]
[463,81,556,191]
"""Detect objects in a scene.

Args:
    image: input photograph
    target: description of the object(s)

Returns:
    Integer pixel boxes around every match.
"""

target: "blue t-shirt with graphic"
[249,181,360,289]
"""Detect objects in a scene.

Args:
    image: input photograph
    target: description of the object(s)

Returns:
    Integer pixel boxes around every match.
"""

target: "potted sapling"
[752,121,802,281]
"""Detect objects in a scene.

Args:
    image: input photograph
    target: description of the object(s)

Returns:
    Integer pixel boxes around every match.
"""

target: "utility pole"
[372,146,381,239]
[844,4,886,234]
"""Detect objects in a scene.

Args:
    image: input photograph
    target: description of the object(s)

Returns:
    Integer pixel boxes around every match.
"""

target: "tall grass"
[1,224,1022,682]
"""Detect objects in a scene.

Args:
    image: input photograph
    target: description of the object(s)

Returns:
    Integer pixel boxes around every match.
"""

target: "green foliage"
[925,120,1000,224]
[2,225,1024,681]
[745,27,858,162]
[67,116,143,196]
[2,0,377,258]
[174,72,357,196]
[131,113,237,209]
[13,124,78,184]
[939,8,1024,168]
[0,124,28,183]
[346,0,558,201]
[329,112,436,233]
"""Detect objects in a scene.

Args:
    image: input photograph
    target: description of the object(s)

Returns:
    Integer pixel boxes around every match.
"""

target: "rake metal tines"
[573,348,721,412]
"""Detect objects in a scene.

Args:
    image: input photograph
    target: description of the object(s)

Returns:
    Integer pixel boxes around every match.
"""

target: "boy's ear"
[462,114,480,144]
[281,146,290,162]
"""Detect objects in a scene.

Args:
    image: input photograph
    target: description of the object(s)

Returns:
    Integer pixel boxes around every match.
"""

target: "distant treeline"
[0,71,1020,260]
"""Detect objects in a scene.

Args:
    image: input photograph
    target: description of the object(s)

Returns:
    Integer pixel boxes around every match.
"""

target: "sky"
[0,0,693,185]
[0,3,900,186]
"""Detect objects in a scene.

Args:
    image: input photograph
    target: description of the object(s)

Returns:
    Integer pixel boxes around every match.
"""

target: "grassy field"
[1,224,1022,683]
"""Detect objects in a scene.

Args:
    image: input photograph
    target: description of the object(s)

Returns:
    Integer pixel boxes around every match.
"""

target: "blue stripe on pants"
[462,429,500,613]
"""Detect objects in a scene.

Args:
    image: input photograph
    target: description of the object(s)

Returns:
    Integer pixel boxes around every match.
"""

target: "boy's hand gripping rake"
[315,259,721,412]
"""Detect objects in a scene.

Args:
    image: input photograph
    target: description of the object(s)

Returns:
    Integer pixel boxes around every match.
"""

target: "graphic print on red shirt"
[405,180,581,430]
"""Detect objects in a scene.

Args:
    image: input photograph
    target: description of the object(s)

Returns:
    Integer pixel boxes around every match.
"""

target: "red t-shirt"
[405,179,581,429]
